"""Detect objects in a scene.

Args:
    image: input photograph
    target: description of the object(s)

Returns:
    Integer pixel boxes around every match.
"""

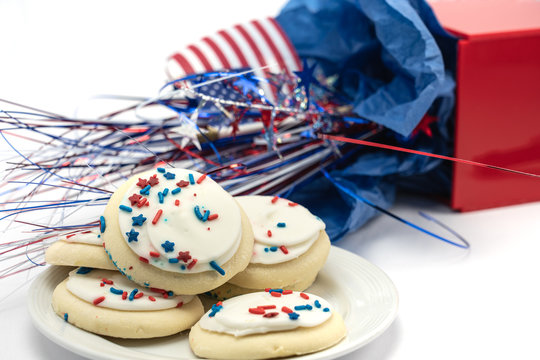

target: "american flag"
[166,17,302,103]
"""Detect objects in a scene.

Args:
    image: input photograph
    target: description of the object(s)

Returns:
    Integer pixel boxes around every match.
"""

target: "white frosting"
[117,168,242,274]
[199,290,333,336]
[62,230,102,246]
[235,196,325,264]
[66,268,194,311]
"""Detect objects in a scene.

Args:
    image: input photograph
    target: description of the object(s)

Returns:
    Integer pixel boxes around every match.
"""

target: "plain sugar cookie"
[52,268,204,338]
[189,290,346,359]
[102,168,254,295]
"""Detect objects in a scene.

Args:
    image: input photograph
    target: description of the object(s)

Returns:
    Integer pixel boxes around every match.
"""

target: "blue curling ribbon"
[321,169,469,249]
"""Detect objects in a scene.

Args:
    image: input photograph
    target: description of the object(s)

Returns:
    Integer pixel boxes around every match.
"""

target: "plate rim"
[28,245,399,360]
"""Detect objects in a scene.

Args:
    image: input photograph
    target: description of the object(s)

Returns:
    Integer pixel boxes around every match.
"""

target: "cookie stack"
[46,168,345,359]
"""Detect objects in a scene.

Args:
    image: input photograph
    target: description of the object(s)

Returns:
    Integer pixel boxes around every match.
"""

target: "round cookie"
[52,268,204,338]
[189,290,346,359]
[45,231,115,270]
[227,196,330,290]
[102,168,254,295]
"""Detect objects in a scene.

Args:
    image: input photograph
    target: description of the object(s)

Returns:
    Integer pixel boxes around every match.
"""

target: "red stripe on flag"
[202,36,232,69]
[267,17,302,70]
[171,53,195,74]
[188,44,212,72]
[234,24,267,68]
[251,20,287,74]
[218,30,249,68]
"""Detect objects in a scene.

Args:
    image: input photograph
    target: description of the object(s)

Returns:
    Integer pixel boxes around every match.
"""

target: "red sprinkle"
[271,292,282,298]
[163,292,169,299]
[101,278,113,285]
[128,193,142,205]
[187,259,198,269]
[267,230,272,237]
[176,301,184,308]
[263,312,279,318]
[300,293,310,300]
[134,292,144,299]
[93,296,105,306]
[148,174,159,186]
[176,180,190,187]
[265,288,271,292]
[122,291,127,300]
[249,307,266,315]
[136,178,149,188]
[207,227,210,231]
[148,296,156,302]
[196,174,207,184]
[288,202,298,207]
[178,251,192,263]
[175,199,180,206]
[100,282,105,287]
[207,214,219,221]
[139,256,149,264]
[129,266,133,270]
[152,209,163,225]
[282,290,293,295]
[149,251,160,258]
[281,306,293,314]
[216,301,223,306]
[66,233,76,239]
[271,196,279,204]
[193,193,197,197]
[150,287,166,294]
[137,198,147,208]
[146,201,150,207]
[280,245,289,254]
[258,305,277,310]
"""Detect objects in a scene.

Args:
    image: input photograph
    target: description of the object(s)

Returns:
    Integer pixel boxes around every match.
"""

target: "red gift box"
[430,0,540,211]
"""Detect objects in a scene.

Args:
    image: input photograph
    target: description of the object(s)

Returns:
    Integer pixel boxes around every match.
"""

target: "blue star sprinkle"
[164,172,176,180]
[161,240,175,253]
[126,229,139,242]
[131,214,147,226]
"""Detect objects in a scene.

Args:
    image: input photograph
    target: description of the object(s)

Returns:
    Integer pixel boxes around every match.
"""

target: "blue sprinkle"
[158,192,164,204]
[209,261,225,276]
[306,304,313,310]
[161,241,175,253]
[144,282,150,286]
[110,287,123,295]
[314,300,321,308]
[323,308,330,312]
[140,185,151,195]
[269,289,283,293]
[180,264,186,270]
[132,214,147,226]
[202,209,210,222]
[164,172,176,180]
[64,313,68,322]
[171,188,181,195]
[157,167,166,173]
[167,291,174,297]
[127,275,132,280]
[168,257,179,263]
[128,289,138,301]
[294,305,308,311]
[270,246,278,252]
[194,206,206,221]
[188,173,195,185]
[126,229,139,242]
[288,312,300,320]
[163,188,169,196]
[119,205,132,212]
[209,304,223,317]
[99,216,106,233]
[98,234,101,238]
[277,222,286,228]
[76,267,93,274]
[264,248,269,252]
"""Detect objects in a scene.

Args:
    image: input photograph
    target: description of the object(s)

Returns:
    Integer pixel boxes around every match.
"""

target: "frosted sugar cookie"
[52,267,203,338]
[189,290,346,359]
[224,196,330,293]
[45,230,115,270]
[102,168,254,295]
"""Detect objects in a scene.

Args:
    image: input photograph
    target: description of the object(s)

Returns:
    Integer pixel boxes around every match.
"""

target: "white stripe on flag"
[196,40,225,71]
[211,33,244,69]
[258,18,301,73]
[243,21,282,74]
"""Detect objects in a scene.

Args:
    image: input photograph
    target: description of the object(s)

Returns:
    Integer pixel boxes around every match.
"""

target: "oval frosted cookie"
[45,230,115,270]
[224,196,330,293]
[52,268,204,338]
[189,290,346,359]
[101,168,254,295]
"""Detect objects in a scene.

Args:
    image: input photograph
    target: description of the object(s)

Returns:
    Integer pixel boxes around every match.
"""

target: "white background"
[1,1,540,359]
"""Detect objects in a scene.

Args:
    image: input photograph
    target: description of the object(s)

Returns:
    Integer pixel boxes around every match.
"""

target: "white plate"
[28,246,398,360]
